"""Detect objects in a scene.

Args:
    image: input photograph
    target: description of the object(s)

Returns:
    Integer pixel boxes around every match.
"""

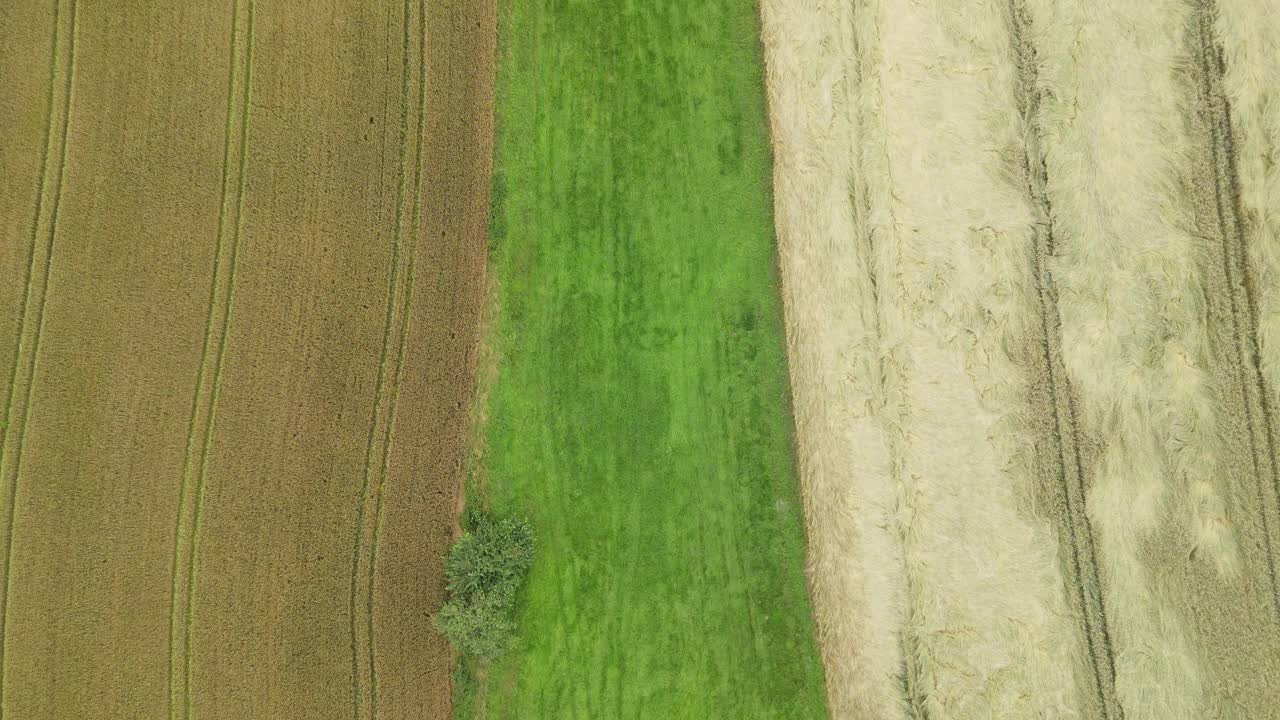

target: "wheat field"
[8,0,1280,717]
[0,1,493,718]
[764,0,1280,717]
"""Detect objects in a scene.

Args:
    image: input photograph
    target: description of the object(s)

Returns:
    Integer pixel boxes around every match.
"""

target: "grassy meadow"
[474,0,829,717]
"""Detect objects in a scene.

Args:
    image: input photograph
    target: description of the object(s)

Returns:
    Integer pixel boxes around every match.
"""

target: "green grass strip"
[476,0,829,717]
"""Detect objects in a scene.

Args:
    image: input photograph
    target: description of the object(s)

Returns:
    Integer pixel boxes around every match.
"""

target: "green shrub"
[450,657,480,720]
[460,501,487,534]
[434,515,535,660]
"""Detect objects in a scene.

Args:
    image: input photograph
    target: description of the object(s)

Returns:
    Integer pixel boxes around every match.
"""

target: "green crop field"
[472,0,829,717]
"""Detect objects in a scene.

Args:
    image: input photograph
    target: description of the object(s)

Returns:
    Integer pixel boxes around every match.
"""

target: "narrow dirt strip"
[0,1,78,714]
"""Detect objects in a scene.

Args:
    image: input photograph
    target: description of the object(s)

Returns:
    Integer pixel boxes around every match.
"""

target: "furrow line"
[0,1,79,715]
[1192,0,1280,618]
[364,0,428,716]
[848,0,928,713]
[179,3,256,718]
[0,0,61,453]
[348,0,413,716]
[1006,1,1123,716]
[166,1,245,716]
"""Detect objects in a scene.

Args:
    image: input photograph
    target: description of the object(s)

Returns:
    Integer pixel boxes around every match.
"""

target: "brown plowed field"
[0,1,493,719]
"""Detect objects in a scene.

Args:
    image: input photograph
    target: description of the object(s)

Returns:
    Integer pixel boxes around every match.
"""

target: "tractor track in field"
[845,1,933,714]
[166,1,256,717]
[348,1,421,717]
[1191,0,1280,620]
[363,0,428,715]
[0,1,79,714]
[1006,2,1123,717]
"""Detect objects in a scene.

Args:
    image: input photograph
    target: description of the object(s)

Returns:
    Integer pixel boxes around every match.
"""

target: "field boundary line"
[1192,0,1280,618]
[1006,1,1123,717]
[364,0,428,716]
[164,1,250,718]
[348,0,414,716]
[0,1,79,715]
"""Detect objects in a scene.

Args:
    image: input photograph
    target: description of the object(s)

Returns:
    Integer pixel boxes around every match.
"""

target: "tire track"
[363,1,427,716]
[348,0,414,716]
[167,3,256,718]
[165,0,247,712]
[1191,0,1280,619]
[1006,2,1123,717]
[0,0,61,436]
[0,1,79,714]
[846,0,932,713]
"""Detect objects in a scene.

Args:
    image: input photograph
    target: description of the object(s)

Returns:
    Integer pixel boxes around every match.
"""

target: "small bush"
[434,515,535,660]
[450,657,480,720]
[460,501,487,534]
